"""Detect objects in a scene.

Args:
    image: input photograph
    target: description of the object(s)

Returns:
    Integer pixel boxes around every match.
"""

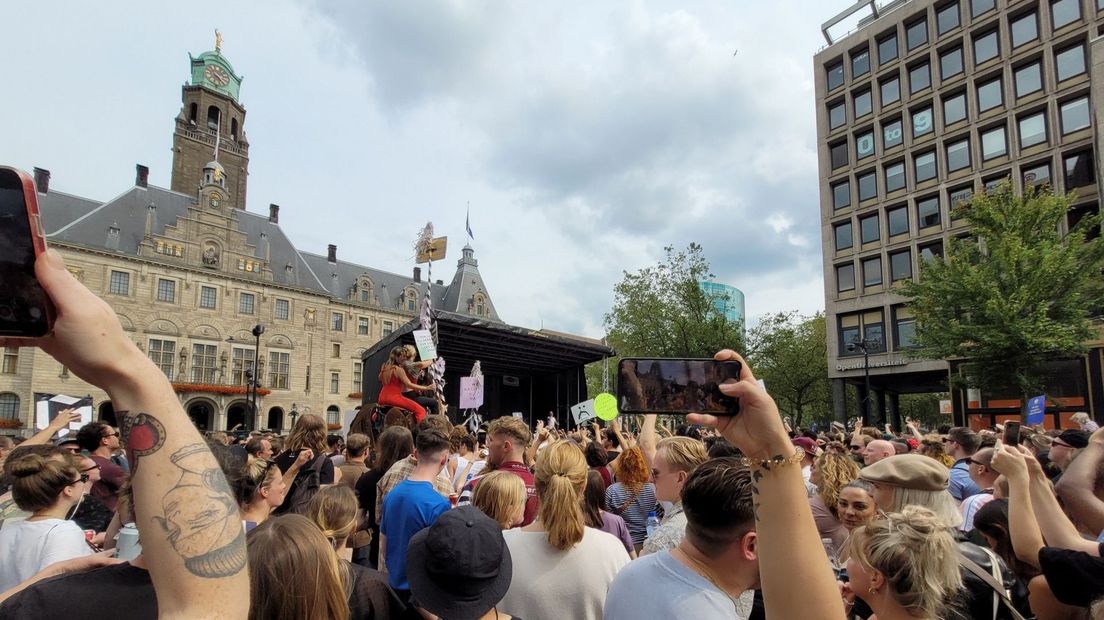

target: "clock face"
[205,65,230,87]
[209,192,222,207]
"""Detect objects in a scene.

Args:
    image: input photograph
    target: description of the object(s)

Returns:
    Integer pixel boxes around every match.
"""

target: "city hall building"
[815,0,1104,427]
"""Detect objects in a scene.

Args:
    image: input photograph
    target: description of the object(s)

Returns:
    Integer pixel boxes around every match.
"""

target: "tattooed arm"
[0,251,248,619]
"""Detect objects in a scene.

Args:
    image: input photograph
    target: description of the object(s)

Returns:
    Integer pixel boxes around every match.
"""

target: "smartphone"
[617,358,743,415]
[0,166,53,337]
[1004,421,1021,448]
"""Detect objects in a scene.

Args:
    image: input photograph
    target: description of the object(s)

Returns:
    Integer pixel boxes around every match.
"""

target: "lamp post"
[248,324,265,431]
[846,339,876,426]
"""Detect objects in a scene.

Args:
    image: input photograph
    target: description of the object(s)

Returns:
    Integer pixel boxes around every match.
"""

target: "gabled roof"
[440,245,499,319]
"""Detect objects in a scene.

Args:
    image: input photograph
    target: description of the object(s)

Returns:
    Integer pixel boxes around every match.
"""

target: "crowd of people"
[0,251,1103,619]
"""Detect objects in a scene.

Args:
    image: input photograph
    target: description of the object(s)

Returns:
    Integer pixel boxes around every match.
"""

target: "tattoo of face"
[153,443,247,578]
[119,411,166,474]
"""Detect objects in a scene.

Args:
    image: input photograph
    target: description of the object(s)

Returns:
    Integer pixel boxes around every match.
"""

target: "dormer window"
[403,288,418,312]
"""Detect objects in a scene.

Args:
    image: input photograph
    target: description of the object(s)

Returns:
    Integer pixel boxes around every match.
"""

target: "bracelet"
[739,448,804,471]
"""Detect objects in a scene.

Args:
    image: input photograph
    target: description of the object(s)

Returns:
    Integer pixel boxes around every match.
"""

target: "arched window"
[0,393,19,420]
[231,118,239,141]
[326,405,341,426]
[189,103,198,123]
[404,288,418,313]
[207,105,221,131]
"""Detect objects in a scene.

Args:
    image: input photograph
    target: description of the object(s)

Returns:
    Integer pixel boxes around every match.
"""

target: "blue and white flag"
[466,203,474,240]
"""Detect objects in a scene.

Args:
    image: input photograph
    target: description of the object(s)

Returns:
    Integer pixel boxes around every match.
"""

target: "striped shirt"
[605,482,658,545]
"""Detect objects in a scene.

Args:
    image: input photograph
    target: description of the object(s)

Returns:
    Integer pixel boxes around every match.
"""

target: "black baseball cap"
[1056,429,1090,449]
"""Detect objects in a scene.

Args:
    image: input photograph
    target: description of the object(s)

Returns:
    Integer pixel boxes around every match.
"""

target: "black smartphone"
[617,358,743,415]
[0,166,54,337]
[1004,421,1021,448]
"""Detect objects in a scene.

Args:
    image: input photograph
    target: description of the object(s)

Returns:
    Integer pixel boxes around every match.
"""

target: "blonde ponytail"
[534,440,587,550]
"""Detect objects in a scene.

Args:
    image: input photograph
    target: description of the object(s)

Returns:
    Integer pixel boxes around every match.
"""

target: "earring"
[869,587,879,596]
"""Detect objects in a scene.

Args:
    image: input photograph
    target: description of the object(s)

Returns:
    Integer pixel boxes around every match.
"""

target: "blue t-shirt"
[380,479,450,590]
[949,459,981,502]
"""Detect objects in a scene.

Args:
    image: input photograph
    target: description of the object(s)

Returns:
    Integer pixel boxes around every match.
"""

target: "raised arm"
[0,251,249,619]
[990,443,1045,569]
[1026,447,1101,556]
[22,408,82,446]
[1055,427,1104,536]
[905,418,924,441]
[639,414,658,470]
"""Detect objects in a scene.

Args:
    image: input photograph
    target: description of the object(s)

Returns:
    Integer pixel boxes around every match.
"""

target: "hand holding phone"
[1004,421,1021,448]
[0,166,54,338]
[617,358,742,415]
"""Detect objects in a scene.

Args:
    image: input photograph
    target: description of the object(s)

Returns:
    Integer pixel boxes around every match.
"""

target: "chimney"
[135,164,149,188]
[413,267,422,283]
[33,168,50,194]
[327,244,337,263]
[269,204,280,223]
[436,279,443,285]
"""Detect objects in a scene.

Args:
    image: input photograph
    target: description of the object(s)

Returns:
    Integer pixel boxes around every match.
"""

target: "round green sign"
[594,393,618,421]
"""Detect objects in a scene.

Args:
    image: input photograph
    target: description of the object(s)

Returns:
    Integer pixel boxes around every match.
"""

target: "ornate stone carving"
[202,244,220,268]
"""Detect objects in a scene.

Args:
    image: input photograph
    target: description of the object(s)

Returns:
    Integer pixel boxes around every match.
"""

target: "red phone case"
[2,165,56,337]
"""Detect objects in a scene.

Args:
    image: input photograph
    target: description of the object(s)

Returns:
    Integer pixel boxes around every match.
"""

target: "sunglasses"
[72,474,90,485]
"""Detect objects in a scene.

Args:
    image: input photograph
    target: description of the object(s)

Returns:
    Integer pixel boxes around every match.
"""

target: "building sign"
[836,357,911,372]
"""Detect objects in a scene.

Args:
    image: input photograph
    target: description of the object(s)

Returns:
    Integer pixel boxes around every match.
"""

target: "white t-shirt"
[451,454,470,489]
[500,527,630,620]
[0,518,92,591]
[604,550,754,619]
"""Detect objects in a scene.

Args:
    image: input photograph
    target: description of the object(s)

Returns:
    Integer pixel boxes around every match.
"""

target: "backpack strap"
[957,547,1027,620]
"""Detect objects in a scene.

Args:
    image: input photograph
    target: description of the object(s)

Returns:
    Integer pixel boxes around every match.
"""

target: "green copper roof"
[189,50,243,102]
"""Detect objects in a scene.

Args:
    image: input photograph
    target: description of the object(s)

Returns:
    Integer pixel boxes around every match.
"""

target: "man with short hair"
[604,458,758,619]
[376,417,455,523]
[458,416,539,525]
[244,437,272,460]
[339,433,371,490]
[641,436,709,555]
[960,447,998,531]
[862,439,895,467]
[944,427,982,501]
[75,421,127,512]
[380,428,452,602]
[327,434,346,467]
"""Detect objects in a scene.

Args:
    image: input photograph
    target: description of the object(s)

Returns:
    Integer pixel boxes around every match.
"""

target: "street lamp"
[248,324,265,431]
[846,338,877,426]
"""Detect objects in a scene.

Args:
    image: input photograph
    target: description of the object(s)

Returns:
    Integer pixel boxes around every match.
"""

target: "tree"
[604,243,744,358]
[745,312,832,428]
[899,183,1104,419]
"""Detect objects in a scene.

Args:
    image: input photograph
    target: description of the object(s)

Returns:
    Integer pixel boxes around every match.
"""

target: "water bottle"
[116,523,142,561]
[646,511,660,538]
[822,537,840,575]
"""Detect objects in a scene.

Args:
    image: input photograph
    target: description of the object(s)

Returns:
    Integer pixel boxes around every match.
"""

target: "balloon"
[594,393,619,421]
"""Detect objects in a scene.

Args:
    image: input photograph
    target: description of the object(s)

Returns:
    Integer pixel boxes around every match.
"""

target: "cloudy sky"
[3,0,839,337]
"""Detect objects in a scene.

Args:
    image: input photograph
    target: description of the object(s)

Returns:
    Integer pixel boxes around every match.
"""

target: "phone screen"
[1004,422,1021,447]
[617,358,742,415]
[0,168,51,337]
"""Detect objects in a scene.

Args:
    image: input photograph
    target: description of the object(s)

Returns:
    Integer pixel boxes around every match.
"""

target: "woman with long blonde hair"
[810,450,861,550]
[272,413,337,514]
[604,446,657,551]
[472,470,527,530]
[499,440,631,620]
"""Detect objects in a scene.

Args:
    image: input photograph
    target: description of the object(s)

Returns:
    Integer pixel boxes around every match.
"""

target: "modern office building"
[815,0,1104,427]
[699,281,746,327]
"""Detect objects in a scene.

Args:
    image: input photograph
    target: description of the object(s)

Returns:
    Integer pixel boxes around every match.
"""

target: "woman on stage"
[378,346,435,423]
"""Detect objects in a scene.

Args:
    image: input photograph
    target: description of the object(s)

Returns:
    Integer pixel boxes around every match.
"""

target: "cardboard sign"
[939,400,953,415]
[34,393,93,437]
[416,236,447,263]
[570,399,597,425]
[1026,395,1046,425]
[594,393,618,421]
[460,376,484,409]
[341,410,358,438]
[412,329,437,360]
[511,412,524,419]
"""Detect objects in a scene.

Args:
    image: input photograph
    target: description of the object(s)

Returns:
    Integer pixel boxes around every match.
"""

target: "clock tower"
[170,32,249,211]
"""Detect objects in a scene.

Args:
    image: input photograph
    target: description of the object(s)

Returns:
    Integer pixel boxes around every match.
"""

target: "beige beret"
[859,454,949,491]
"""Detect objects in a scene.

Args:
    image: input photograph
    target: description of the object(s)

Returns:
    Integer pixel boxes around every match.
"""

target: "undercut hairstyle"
[657,436,709,474]
[416,415,453,444]
[681,457,755,558]
[414,428,451,460]
[487,416,532,448]
[344,433,370,458]
[75,421,113,453]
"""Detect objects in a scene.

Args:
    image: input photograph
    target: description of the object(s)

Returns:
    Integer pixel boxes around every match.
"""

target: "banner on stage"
[460,376,484,409]
[412,329,438,360]
[34,393,93,437]
[570,399,597,425]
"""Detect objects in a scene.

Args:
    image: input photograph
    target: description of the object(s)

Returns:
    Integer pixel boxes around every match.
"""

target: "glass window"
[973,30,999,64]
[1,348,16,374]
[1064,150,1095,188]
[881,76,901,106]
[1022,162,1052,187]
[382,321,394,337]
[907,19,928,50]
[108,270,130,295]
[852,48,870,77]
[275,298,289,320]
[938,2,961,34]
[886,161,906,191]
[920,241,944,261]
[330,372,340,394]
[947,139,971,171]
[854,89,872,118]
[1056,43,1086,82]
[837,263,856,292]
[835,222,854,250]
[888,205,910,236]
[866,319,887,350]
[972,0,995,17]
[883,118,904,149]
[912,107,934,137]
[859,172,878,200]
[918,196,942,228]
[0,393,19,420]
[861,213,881,243]
[1014,62,1042,98]
[331,312,344,332]
[827,61,844,90]
[829,102,847,129]
[944,92,968,125]
[1011,12,1039,47]
[840,323,862,354]
[358,316,370,335]
[239,292,255,315]
[1051,0,1081,29]
[190,343,218,383]
[268,351,290,389]
[231,347,255,386]
[879,33,899,65]
[1061,97,1090,134]
[985,175,1010,192]
[981,125,1008,159]
[909,63,931,93]
[950,186,974,209]
[831,142,849,169]
[895,315,918,348]
[915,151,937,182]
[353,362,363,390]
[890,250,913,281]
[199,285,217,309]
[978,77,1003,111]
[156,279,175,303]
[941,46,964,79]
[1019,112,1048,148]
[833,180,851,209]
[856,130,876,160]
[863,257,883,287]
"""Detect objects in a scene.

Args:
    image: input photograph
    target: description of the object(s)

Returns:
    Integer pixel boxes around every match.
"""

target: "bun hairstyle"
[305,485,358,549]
[237,457,280,507]
[533,440,587,550]
[6,445,81,512]
[845,506,963,618]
